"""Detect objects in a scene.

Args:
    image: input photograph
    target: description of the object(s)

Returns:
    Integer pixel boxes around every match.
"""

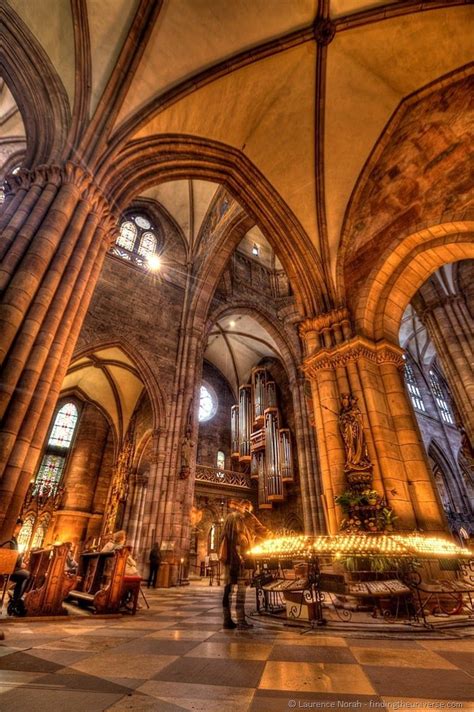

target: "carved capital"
[299,307,351,338]
[302,336,405,377]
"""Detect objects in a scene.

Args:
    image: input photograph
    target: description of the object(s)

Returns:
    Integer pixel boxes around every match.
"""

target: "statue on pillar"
[339,393,372,488]
[179,427,195,480]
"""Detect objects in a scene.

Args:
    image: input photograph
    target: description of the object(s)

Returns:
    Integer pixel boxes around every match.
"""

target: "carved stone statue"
[180,427,195,479]
[339,393,372,485]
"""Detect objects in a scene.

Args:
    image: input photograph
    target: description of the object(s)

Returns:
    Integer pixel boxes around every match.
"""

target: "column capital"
[299,307,352,355]
[302,336,405,377]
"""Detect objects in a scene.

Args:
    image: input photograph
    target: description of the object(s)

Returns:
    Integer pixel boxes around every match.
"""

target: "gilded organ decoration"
[232,367,294,510]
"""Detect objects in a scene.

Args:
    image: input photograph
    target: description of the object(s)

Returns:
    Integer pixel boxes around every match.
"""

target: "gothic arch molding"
[0,2,70,166]
[354,224,474,342]
[101,134,328,316]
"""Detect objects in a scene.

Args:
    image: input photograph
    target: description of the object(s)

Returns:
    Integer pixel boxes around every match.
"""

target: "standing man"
[219,499,267,630]
[148,542,161,588]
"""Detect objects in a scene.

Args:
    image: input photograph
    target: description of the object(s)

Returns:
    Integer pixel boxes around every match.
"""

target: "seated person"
[64,543,78,575]
[102,530,141,610]
[0,519,30,602]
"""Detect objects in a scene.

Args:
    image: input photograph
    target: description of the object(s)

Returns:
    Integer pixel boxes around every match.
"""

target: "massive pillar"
[300,309,447,534]
[414,285,474,446]
[0,162,117,538]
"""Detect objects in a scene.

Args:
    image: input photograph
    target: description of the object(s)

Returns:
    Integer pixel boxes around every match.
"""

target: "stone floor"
[0,583,473,711]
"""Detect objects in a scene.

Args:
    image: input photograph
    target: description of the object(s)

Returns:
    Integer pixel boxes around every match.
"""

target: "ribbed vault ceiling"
[62,347,144,443]
[5,0,473,288]
[205,314,280,396]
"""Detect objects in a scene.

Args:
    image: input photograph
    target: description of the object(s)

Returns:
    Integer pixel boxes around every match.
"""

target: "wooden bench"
[22,544,77,616]
[68,548,133,614]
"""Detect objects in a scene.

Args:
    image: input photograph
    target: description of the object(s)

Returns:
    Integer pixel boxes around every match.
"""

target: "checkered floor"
[0,582,472,711]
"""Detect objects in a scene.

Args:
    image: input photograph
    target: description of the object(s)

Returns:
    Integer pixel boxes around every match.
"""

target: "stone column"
[416,294,474,447]
[300,309,447,534]
[0,162,117,539]
[127,474,148,550]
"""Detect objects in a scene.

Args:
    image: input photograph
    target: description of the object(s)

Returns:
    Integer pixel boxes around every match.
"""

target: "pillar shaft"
[0,162,116,538]
[421,297,474,445]
[300,309,447,534]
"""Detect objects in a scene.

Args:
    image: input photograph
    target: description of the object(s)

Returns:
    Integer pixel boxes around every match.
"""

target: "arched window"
[31,515,51,549]
[17,514,35,553]
[404,361,425,412]
[199,384,217,422]
[0,164,22,205]
[33,402,79,495]
[429,370,454,424]
[216,450,225,470]
[111,213,161,270]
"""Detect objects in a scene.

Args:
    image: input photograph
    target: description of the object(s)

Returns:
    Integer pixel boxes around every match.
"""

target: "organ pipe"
[265,408,284,501]
[279,429,293,482]
[238,386,252,461]
[231,368,294,508]
[256,451,271,509]
[231,405,239,458]
[252,367,267,424]
[266,381,277,408]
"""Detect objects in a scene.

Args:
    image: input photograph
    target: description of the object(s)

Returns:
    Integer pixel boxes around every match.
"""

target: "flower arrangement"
[334,489,397,533]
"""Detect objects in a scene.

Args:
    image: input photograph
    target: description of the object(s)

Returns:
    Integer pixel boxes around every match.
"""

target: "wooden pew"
[23,544,77,616]
[68,547,129,614]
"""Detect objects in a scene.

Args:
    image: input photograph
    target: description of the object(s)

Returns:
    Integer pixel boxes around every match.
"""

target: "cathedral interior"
[0,0,473,710]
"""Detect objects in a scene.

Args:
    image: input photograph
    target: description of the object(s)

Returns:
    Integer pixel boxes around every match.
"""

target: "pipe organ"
[238,386,252,461]
[232,367,294,509]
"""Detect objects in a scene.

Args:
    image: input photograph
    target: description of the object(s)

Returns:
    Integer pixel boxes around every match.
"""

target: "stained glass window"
[217,450,225,470]
[31,516,50,549]
[138,231,157,258]
[117,221,137,250]
[199,384,217,422]
[32,401,79,496]
[33,454,66,494]
[405,362,425,412]
[429,370,454,424]
[111,213,161,269]
[49,403,78,447]
[17,515,34,552]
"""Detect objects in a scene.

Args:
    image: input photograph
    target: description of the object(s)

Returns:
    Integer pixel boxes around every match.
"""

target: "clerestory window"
[111,213,161,270]
[404,361,425,412]
[429,370,454,425]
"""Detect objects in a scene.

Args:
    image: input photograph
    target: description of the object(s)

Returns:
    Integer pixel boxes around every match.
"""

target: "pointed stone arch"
[0,1,70,165]
[101,134,328,316]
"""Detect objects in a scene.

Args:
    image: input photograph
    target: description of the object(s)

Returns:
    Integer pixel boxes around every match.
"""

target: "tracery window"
[404,361,425,412]
[429,370,454,424]
[199,384,217,422]
[31,516,51,549]
[0,164,21,205]
[111,213,161,269]
[33,402,79,495]
[17,514,35,553]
